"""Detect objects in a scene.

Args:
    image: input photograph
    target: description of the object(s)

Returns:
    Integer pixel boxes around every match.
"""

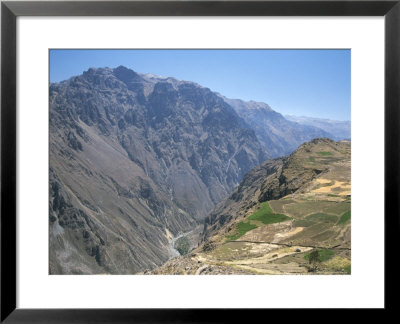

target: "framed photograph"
[1,0,399,321]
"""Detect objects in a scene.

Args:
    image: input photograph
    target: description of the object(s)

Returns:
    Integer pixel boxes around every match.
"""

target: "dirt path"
[230,240,351,251]
[195,264,209,275]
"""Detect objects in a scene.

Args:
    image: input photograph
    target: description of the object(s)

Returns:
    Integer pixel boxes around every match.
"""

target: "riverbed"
[167,225,203,258]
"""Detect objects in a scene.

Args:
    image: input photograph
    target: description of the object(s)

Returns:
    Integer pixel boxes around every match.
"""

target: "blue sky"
[50,49,350,121]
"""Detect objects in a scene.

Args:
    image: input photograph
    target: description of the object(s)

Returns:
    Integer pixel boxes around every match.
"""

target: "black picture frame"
[1,0,399,322]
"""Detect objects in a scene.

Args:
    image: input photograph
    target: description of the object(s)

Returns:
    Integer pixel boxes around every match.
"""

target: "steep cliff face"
[49,66,268,274]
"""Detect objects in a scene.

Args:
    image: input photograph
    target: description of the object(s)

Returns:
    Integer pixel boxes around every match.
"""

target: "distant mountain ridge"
[221,97,334,157]
[285,115,351,140]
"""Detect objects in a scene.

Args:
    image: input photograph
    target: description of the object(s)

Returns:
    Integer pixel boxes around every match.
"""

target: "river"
[167,230,194,258]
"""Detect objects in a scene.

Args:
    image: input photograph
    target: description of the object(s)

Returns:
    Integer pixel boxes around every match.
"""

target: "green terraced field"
[284,201,338,218]
[225,202,292,241]
[292,219,316,227]
[269,199,295,214]
[317,151,333,156]
[226,221,258,241]
[305,213,338,223]
[337,210,351,224]
[248,202,291,224]
[311,230,335,241]
[287,222,332,242]
[324,202,350,215]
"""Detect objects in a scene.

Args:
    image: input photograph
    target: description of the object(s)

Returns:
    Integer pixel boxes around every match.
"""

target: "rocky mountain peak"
[113,65,142,83]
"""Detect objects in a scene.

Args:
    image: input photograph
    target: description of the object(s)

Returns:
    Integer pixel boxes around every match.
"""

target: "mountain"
[285,115,351,140]
[49,66,351,275]
[49,66,269,274]
[222,97,333,157]
[149,138,351,275]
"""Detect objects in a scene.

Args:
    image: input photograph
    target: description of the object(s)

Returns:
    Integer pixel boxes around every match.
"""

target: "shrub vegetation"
[304,249,334,262]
